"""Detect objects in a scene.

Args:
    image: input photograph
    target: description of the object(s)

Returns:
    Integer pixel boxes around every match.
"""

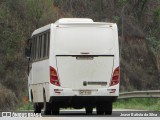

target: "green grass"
[17,102,33,111]
[113,98,160,111]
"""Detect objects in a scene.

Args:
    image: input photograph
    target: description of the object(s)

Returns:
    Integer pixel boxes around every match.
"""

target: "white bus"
[26,18,120,115]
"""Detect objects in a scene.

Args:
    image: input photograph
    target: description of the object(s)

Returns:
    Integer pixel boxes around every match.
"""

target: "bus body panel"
[29,59,50,102]
[54,27,115,55]
[49,83,119,97]
[56,56,114,89]
[32,59,49,84]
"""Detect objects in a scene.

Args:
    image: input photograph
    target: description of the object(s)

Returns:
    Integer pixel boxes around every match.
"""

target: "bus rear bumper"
[49,96,117,108]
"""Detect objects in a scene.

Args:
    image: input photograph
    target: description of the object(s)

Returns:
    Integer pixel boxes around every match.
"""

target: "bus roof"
[32,24,51,36]
[32,18,116,36]
[55,18,115,26]
[55,18,93,24]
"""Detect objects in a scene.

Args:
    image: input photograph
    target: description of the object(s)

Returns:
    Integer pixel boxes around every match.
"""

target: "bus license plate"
[79,90,91,95]
[76,56,93,60]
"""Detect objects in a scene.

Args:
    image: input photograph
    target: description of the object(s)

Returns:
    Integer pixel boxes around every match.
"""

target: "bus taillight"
[110,67,120,86]
[50,66,60,86]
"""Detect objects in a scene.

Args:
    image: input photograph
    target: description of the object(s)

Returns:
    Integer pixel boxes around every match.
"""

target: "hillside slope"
[0,0,159,110]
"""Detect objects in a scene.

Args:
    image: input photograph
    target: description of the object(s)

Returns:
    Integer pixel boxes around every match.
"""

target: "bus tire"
[33,103,41,113]
[96,105,105,115]
[51,106,60,115]
[85,106,93,115]
[105,103,112,115]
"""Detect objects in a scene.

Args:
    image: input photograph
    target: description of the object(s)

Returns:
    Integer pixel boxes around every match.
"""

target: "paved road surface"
[0,109,159,120]
[0,116,159,120]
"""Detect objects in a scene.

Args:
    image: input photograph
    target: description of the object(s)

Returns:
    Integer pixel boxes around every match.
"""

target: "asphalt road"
[0,109,159,120]
[41,109,138,116]
[1,117,159,120]
[41,109,159,117]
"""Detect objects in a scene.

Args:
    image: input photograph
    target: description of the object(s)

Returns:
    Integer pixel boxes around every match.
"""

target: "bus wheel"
[85,106,93,115]
[33,103,41,113]
[43,92,51,115]
[51,105,60,115]
[104,103,112,115]
[96,105,105,115]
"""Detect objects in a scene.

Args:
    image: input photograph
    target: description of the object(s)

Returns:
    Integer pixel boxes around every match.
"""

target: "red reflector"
[109,89,116,93]
[110,67,120,86]
[50,66,60,86]
[54,89,61,94]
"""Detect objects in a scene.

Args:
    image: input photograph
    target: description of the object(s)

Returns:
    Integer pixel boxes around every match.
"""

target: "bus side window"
[31,31,50,61]
[31,37,34,60]
[47,32,50,57]
[46,33,48,58]
[33,37,36,60]
[38,36,40,59]
[39,35,42,59]
[34,37,36,60]
[41,34,44,59]
[34,37,36,61]
[43,33,46,58]
[36,36,39,60]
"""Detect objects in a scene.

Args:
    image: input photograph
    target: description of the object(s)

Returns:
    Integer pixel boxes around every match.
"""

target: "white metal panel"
[30,59,50,102]
[56,56,114,89]
[32,59,49,84]
[55,27,115,54]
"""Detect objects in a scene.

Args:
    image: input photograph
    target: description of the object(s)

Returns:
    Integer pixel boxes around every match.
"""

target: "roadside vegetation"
[0,0,160,110]
[113,98,160,111]
[17,102,33,111]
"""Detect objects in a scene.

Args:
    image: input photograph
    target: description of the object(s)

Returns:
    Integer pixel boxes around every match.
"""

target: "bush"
[0,84,18,110]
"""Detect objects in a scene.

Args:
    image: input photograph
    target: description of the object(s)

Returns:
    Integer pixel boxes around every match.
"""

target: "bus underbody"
[34,96,117,115]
